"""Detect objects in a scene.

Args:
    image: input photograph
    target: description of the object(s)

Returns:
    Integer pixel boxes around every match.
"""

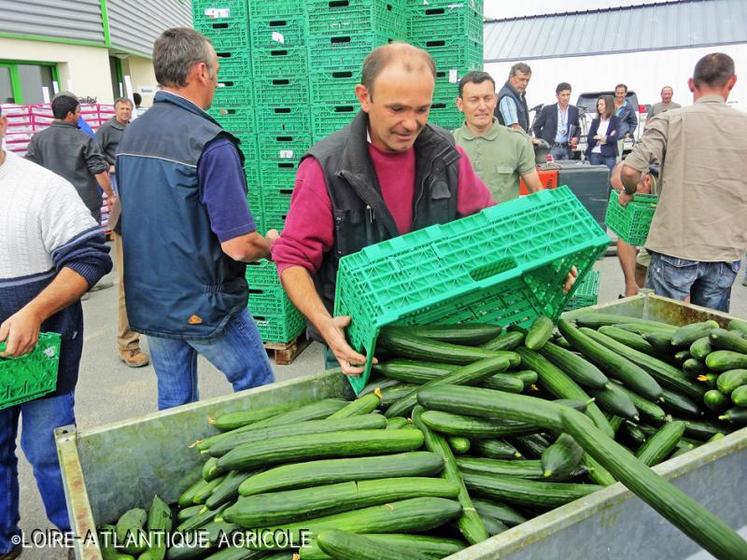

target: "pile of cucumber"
[100,315,747,560]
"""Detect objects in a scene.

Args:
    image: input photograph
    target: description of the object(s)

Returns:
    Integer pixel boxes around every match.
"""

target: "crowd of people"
[0,26,745,560]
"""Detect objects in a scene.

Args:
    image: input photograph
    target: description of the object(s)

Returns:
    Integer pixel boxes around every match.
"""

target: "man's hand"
[107,194,118,213]
[618,190,634,207]
[563,266,579,294]
[265,229,280,243]
[570,137,578,148]
[318,315,373,376]
[0,308,43,357]
[531,138,541,145]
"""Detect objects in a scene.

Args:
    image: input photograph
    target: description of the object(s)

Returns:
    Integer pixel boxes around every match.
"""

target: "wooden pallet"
[264,333,310,365]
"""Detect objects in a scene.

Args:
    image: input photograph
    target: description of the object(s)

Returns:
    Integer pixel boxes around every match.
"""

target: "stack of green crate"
[564,270,601,311]
[192,0,262,228]
[250,0,310,233]
[307,0,408,144]
[407,0,484,130]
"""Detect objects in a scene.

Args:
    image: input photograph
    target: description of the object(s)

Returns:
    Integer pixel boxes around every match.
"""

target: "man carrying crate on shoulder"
[0,105,113,560]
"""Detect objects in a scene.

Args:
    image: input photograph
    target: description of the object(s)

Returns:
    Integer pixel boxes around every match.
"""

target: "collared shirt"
[647,101,682,120]
[624,95,747,262]
[452,119,536,204]
[555,105,570,143]
[499,96,519,127]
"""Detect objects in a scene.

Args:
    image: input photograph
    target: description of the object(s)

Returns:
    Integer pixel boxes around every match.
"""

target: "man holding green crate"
[0,105,113,559]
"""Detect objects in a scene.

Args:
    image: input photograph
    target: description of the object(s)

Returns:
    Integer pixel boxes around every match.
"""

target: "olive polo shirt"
[452,119,536,204]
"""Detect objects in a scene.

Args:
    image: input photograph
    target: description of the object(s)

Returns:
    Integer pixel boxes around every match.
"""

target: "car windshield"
[576,91,639,114]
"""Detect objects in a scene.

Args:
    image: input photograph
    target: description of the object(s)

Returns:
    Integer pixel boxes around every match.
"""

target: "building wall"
[122,56,158,107]
[484,44,747,114]
[0,37,113,102]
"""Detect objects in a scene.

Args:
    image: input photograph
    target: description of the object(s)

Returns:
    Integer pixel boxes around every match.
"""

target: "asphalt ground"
[13,251,747,559]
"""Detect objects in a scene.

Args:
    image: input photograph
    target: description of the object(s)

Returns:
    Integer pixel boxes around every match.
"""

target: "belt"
[553,142,569,147]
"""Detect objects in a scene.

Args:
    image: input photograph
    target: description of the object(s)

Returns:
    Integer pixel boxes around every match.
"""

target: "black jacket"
[532,103,580,144]
[585,115,621,158]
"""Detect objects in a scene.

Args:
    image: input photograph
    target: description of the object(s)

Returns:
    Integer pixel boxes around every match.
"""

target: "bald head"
[361,42,436,98]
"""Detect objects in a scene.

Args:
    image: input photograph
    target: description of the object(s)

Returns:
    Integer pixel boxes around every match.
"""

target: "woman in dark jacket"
[585,95,620,172]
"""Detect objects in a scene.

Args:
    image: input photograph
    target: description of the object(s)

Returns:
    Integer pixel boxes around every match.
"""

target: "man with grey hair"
[116,28,277,409]
[495,62,532,132]
[647,86,681,119]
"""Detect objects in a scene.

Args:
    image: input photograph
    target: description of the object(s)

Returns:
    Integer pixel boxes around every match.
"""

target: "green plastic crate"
[263,210,288,231]
[192,0,247,22]
[307,0,407,37]
[254,104,311,134]
[311,104,358,137]
[564,270,600,311]
[260,161,300,187]
[427,100,463,130]
[605,192,658,246]
[254,75,310,106]
[408,2,483,43]
[262,189,293,215]
[252,46,308,76]
[215,51,251,80]
[248,285,298,317]
[258,132,310,163]
[334,186,610,393]
[208,104,255,134]
[197,23,250,51]
[406,0,482,7]
[0,332,61,411]
[213,79,253,106]
[306,32,396,69]
[251,15,307,50]
[254,310,306,344]
[413,36,483,70]
[249,0,305,18]
[245,258,280,288]
[309,68,360,105]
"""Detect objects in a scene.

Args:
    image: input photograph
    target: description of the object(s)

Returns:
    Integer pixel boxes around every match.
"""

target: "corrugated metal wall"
[0,0,105,43]
[107,0,192,56]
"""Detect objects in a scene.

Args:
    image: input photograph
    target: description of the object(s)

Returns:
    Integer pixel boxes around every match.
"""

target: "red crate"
[520,169,558,196]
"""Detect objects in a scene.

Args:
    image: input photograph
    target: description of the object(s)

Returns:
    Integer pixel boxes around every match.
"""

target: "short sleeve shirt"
[453,120,536,204]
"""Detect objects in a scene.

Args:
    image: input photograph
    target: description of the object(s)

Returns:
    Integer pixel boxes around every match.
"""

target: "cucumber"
[690,337,712,361]
[642,332,676,355]
[193,476,226,505]
[719,407,747,425]
[598,325,658,355]
[480,373,525,393]
[384,355,511,418]
[377,329,520,366]
[538,341,609,390]
[480,514,510,536]
[682,358,706,378]
[717,369,747,394]
[359,377,401,396]
[247,497,463,549]
[571,326,663,401]
[697,373,718,388]
[635,421,686,466]
[574,313,675,332]
[560,407,747,560]
[416,385,565,431]
[316,529,430,560]
[541,433,584,479]
[202,549,266,560]
[589,383,639,421]
[301,534,465,560]
[706,350,747,372]
[203,457,220,482]
[731,385,747,407]
[177,472,208,508]
[412,405,489,545]
[165,521,236,560]
[205,470,253,510]
[115,508,148,555]
[448,436,471,454]
[472,498,528,527]
[512,369,539,385]
[553,335,573,349]
[456,457,545,479]
[473,439,522,460]
[525,315,555,350]
[209,402,298,431]
[682,420,726,441]
[100,525,136,560]
[517,348,614,437]
[479,331,525,351]
[728,319,747,337]
[238,451,443,496]
[177,505,203,521]
[621,421,647,447]
[328,394,381,419]
[660,388,703,418]
[703,390,730,413]
[618,323,677,337]
[421,410,538,439]
[581,453,617,486]
[224,477,459,528]
[514,433,552,458]
[218,429,424,473]
[673,350,692,363]
[710,328,747,353]
[611,382,668,423]
[577,325,704,401]
[385,417,409,430]
[382,323,502,346]
[143,496,172,560]
[177,503,227,533]
[374,360,454,383]
[671,320,720,347]
[462,471,603,510]
[380,384,419,405]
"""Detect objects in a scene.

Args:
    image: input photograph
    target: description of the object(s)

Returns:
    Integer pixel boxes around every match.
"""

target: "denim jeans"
[0,392,75,554]
[647,252,740,313]
[147,308,274,410]
[550,145,571,161]
[588,152,616,172]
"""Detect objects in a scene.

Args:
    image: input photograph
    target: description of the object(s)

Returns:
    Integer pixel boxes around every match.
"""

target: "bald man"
[271,42,496,375]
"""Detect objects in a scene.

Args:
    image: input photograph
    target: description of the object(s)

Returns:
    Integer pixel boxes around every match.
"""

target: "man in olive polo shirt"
[453,71,544,204]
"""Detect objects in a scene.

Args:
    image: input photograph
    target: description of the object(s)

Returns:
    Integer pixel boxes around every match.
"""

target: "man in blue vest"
[116,28,277,410]
[495,62,532,133]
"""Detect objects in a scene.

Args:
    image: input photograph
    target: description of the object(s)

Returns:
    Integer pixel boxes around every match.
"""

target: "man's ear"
[355,84,371,113]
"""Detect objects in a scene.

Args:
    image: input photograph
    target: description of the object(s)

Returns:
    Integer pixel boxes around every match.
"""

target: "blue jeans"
[550,145,571,161]
[588,152,616,172]
[647,252,740,313]
[0,392,75,554]
[147,308,274,410]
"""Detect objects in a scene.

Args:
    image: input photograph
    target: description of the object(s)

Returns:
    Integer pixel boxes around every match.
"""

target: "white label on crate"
[279,150,295,159]
[205,7,230,18]
[272,31,286,44]
[449,69,458,83]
